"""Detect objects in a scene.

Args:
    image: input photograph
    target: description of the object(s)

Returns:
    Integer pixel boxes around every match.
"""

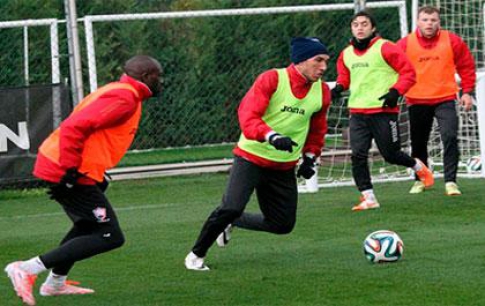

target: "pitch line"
[0,203,178,221]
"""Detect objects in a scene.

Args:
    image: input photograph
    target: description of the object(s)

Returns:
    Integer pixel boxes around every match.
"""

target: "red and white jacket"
[336,36,416,114]
[233,64,331,170]
[397,28,476,105]
[34,74,153,184]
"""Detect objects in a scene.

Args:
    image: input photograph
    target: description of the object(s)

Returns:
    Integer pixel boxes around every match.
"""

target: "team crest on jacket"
[92,207,110,223]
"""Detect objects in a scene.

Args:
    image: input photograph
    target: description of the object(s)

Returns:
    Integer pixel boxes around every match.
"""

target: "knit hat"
[290,37,329,64]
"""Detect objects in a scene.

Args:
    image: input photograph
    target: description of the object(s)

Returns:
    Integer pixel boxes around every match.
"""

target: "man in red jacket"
[397,6,476,196]
[332,11,434,211]
[5,55,163,306]
[185,37,331,271]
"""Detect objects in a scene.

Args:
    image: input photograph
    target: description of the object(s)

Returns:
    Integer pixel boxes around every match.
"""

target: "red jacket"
[233,64,330,170]
[336,36,416,114]
[397,28,476,105]
[34,74,153,184]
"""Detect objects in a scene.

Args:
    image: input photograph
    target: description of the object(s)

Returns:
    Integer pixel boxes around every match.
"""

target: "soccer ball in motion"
[466,156,481,172]
[363,230,404,263]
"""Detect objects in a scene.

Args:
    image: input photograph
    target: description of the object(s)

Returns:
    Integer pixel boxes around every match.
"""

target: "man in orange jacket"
[397,6,476,196]
[5,55,163,306]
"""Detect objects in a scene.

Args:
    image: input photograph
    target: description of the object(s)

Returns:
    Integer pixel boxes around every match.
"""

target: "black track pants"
[40,184,125,275]
[192,156,297,257]
[350,113,416,191]
[409,101,459,182]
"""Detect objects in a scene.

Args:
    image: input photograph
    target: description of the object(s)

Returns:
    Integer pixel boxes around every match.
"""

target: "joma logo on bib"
[351,62,369,69]
[280,105,305,115]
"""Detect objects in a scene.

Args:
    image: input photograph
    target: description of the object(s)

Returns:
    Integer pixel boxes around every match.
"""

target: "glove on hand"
[331,84,344,100]
[60,168,82,188]
[97,173,111,193]
[269,134,298,153]
[379,88,400,108]
[48,168,82,199]
[297,155,316,179]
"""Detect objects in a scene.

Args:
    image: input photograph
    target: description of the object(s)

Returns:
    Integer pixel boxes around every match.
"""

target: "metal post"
[398,1,409,37]
[84,16,98,93]
[23,27,29,86]
[23,26,31,152]
[412,0,418,30]
[50,21,60,84]
[49,20,62,128]
[64,0,84,105]
[354,0,366,13]
[476,70,485,178]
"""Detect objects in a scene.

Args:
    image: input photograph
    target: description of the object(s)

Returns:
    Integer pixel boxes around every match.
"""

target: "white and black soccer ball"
[466,155,481,172]
[363,230,404,263]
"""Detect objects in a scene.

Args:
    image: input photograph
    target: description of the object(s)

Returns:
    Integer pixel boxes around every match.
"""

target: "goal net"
[413,0,484,68]
[300,0,485,192]
[411,0,484,172]
[79,0,484,189]
[82,1,407,162]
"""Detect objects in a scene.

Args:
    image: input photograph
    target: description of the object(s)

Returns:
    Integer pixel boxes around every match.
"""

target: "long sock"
[362,189,376,202]
[44,271,67,288]
[412,159,423,171]
[20,256,48,275]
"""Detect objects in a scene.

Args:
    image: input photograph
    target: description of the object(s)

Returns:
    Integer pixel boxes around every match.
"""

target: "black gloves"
[48,168,83,199]
[379,88,400,108]
[60,168,82,188]
[97,173,111,193]
[269,133,298,153]
[331,84,344,100]
[297,155,316,179]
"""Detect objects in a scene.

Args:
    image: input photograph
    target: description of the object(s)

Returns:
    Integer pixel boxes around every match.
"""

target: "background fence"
[0,0,483,187]
[84,1,406,151]
[0,83,70,186]
[413,0,484,68]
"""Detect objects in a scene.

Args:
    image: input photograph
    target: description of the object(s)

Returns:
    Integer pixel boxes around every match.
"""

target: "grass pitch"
[1,174,485,306]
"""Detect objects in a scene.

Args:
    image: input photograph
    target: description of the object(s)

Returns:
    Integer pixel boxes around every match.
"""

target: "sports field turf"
[1,174,485,305]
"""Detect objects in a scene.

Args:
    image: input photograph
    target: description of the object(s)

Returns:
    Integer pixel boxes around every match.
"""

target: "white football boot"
[184,252,209,271]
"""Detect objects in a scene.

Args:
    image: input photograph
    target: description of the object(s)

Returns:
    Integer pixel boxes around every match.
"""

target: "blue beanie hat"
[290,37,329,64]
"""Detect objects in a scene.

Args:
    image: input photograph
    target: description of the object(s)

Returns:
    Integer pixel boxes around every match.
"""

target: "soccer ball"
[466,156,481,172]
[363,230,404,263]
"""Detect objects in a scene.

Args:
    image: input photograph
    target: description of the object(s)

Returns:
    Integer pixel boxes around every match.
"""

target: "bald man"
[5,55,163,306]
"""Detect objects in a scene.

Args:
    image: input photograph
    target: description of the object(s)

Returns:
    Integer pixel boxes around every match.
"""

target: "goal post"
[81,1,409,184]
[83,1,408,93]
[0,18,64,128]
[476,70,485,177]
[0,18,60,85]
[78,0,484,189]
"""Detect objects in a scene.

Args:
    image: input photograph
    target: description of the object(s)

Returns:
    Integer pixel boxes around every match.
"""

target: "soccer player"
[4,55,163,306]
[397,6,476,196]
[331,11,434,211]
[185,37,331,271]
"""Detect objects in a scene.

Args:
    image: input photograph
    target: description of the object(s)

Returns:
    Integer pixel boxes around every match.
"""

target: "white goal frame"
[83,1,408,93]
[82,1,411,187]
[476,71,485,177]
[0,19,63,128]
[0,19,60,85]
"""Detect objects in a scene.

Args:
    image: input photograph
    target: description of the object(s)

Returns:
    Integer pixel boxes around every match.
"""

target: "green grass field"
[1,174,485,306]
